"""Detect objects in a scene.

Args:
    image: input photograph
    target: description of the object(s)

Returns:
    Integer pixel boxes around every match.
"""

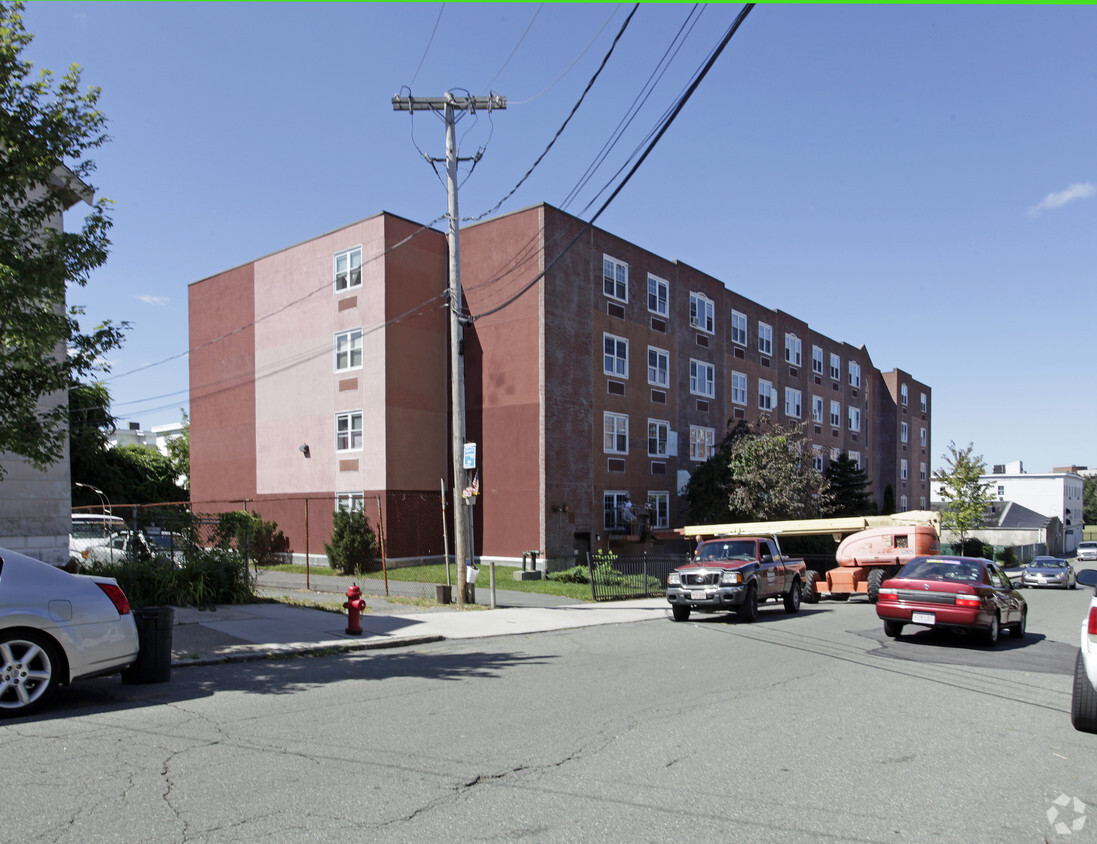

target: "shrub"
[212,510,288,566]
[88,548,255,609]
[996,547,1018,566]
[324,509,377,575]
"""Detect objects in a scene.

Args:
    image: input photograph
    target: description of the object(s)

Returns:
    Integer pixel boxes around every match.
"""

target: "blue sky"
[23,2,1097,474]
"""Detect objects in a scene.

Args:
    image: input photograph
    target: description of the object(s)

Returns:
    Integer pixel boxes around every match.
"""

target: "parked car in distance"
[1,547,139,717]
[69,513,126,569]
[81,530,185,568]
[1071,568,1097,733]
[1077,541,1097,563]
[876,555,1027,646]
[1021,557,1076,589]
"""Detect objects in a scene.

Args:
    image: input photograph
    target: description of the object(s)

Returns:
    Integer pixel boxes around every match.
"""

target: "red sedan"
[876,555,1027,646]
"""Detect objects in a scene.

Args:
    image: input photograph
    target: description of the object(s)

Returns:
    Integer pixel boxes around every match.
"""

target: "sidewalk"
[169,569,669,666]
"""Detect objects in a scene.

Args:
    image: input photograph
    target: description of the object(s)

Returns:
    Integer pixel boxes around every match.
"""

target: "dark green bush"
[324,509,377,575]
[212,510,288,566]
[88,548,255,609]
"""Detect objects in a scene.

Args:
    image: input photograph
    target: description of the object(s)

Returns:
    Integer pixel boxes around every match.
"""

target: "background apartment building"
[189,204,931,566]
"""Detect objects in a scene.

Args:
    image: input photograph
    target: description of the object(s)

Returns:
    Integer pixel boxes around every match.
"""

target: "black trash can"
[122,606,174,684]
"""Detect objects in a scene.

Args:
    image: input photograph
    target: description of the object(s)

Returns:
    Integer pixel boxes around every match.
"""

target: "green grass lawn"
[257,562,595,602]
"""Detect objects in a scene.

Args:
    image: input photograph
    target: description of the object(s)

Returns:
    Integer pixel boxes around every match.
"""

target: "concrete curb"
[171,633,447,667]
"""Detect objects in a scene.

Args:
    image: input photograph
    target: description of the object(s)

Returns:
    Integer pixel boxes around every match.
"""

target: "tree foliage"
[69,377,115,506]
[212,510,288,567]
[726,420,832,521]
[824,452,874,517]
[682,420,752,523]
[932,441,993,548]
[1083,476,1096,528]
[325,509,377,576]
[166,410,190,493]
[0,0,127,477]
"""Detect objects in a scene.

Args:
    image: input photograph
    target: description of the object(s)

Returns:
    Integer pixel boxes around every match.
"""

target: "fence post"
[304,497,310,591]
[376,494,389,597]
[587,552,597,602]
[643,552,649,598]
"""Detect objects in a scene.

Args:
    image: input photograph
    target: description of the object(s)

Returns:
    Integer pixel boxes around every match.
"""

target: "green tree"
[682,419,752,523]
[325,509,377,576]
[99,444,186,504]
[1083,476,1096,527]
[0,1,126,478]
[881,484,896,516]
[725,420,833,522]
[69,377,115,506]
[932,441,993,549]
[824,452,874,517]
[166,410,190,493]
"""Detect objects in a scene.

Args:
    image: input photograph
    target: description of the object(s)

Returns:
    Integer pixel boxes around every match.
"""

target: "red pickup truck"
[666,536,806,622]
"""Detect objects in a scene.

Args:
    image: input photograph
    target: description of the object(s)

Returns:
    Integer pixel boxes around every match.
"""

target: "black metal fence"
[586,552,688,601]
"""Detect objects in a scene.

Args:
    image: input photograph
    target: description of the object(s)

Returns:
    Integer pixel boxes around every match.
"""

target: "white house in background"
[109,421,185,456]
[932,460,1085,554]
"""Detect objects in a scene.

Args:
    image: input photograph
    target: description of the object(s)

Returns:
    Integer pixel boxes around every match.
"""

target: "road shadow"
[671,604,832,626]
[857,625,1077,674]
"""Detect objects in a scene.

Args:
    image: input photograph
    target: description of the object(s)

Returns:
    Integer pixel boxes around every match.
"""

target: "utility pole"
[392,91,505,608]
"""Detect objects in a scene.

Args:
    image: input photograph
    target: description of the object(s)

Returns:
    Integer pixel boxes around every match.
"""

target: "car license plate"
[912,612,935,625]
[690,590,707,600]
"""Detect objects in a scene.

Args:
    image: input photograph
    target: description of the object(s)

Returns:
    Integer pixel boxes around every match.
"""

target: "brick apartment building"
[188,203,931,565]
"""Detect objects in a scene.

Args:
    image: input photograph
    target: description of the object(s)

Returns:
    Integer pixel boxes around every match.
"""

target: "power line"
[409,3,446,88]
[480,4,542,94]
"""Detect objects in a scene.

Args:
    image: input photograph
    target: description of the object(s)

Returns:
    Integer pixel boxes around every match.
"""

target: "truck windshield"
[697,540,757,562]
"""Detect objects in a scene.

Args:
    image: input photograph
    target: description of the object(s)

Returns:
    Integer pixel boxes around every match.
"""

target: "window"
[920,392,927,413]
[812,446,824,472]
[848,361,861,388]
[849,451,861,469]
[336,493,364,512]
[604,491,629,531]
[603,412,628,454]
[830,400,841,427]
[830,447,841,462]
[648,346,669,387]
[900,495,908,510]
[647,491,669,529]
[648,419,669,457]
[336,411,363,451]
[758,379,776,411]
[812,395,824,424]
[334,328,363,371]
[334,246,362,292]
[690,292,714,334]
[920,496,926,510]
[920,462,927,481]
[603,255,628,302]
[901,422,909,443]
[731,310,748,346]
[901,459,909,480]
[829,353,840,380]
[603,333,628,378]
[812,345,823,375]
[690,426,715,461]
[784,387,802,418]
[848,407,861,432]
[690,359,715,398]
[784,333,802,366]
[731,371,748,406]
[900,384,909,406]
[920,427,927,448]
[647,274,668,316]
[758,321,773,355]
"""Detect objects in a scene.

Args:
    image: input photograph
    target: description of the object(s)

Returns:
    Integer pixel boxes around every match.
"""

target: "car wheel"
[866,569,886,604]
[883,620,904,638]
[738,584,758,623]
[801,570,819,604]
[983,614,1000,647]
[671,604,690,623]
[0,631,62,718]
[783,579,801,614]
[1010,609,1026,639]
[1071,651,1097,733]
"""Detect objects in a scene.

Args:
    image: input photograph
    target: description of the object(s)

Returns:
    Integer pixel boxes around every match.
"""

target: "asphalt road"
[4,585,1093,843]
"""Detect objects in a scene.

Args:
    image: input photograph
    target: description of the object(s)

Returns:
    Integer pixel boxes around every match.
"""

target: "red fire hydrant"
[343,583,366,635]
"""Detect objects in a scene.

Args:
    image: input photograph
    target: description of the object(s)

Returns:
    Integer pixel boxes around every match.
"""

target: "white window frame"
[603,332,628,379]
[812,395,824,424]
[849,451,862,470]
[812,446,824,472]
[689,425,715,462]
[647,274,669,317]
[731,371,748,406]
[784,387,802,419]
[920,462,927,481]
[731,310,748,346]
[830,447,842,462]
[334,328,363,372]
[689,292,715,334]
[758,379,775,411]
[648,419,670,457]
[784,333,802,366]
[920,392,927,413]
[812,345,824,375]
[920,427,927,448]
[758,321,773,356]
[829,353,841,380]
[336,492,365,512]
[603,254,628,302]
[901,421,909,443]
[848,406,861,433]
[900,494,908,510]
[900,384,909,406]
[647,491,670,530]
[336,410,363,452]
[689,359,715,398]
[334,246,363,292]
[849,360,861,388]
[647,346,669,388]
[603,411,628,455]
[604,491,629,531]
[830,400,841,427]
[901,459,909,480]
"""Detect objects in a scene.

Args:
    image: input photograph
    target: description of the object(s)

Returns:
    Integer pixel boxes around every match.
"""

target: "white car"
[1077,541,1097,563]
[1,547,139,717]
[1072,568,1097,733]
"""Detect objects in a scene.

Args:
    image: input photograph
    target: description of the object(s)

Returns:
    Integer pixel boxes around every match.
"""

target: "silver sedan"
[1021,557,1077,589]
[1,547,140,717]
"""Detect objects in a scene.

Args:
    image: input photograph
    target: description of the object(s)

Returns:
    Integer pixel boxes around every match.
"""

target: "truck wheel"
[883,620,904,638]
[867,569,886,604]
[1072,651,1097,733]
[671,605,690,622]
[783,578,801,614]
[738,584,758,622]
[801,570,819,604]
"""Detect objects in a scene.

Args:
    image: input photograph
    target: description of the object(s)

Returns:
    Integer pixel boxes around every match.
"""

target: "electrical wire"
[508,7,620,106]
[409,4,445,89]
[480,4,542,95]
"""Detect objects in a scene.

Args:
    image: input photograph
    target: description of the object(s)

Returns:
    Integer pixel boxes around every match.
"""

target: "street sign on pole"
[463,442,477,469]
